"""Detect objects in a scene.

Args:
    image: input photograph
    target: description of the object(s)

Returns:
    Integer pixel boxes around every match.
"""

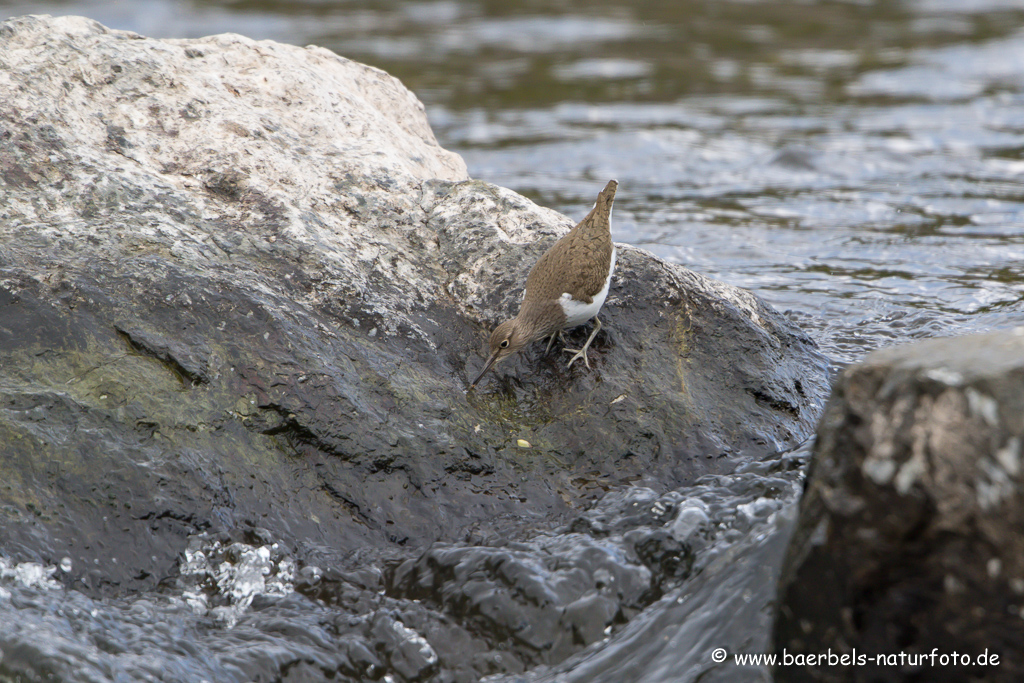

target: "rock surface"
[774,330,1024,683]
[0,14,829,678]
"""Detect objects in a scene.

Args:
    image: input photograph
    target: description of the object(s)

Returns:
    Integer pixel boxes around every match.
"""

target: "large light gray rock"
[775,330,1024,683]
[0,13,828,606]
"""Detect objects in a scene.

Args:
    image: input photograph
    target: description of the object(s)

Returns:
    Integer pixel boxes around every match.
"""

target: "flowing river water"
[1,1,1023,681]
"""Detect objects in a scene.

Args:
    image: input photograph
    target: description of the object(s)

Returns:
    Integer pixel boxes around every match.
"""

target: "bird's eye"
[499,339,510,348]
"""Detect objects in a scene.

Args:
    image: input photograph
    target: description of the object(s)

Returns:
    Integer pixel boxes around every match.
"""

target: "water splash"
[178,535,298,628]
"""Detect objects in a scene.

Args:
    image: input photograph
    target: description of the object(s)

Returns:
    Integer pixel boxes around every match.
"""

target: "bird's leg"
[563,317,602,369]
[544,330,568,356]
[544,331,558,356]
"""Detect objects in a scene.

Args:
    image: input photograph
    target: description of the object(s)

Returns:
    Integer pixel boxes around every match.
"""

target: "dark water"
[2,0,1023,681]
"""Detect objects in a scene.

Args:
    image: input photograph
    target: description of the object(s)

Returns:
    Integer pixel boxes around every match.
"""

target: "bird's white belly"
[559,247,616,329]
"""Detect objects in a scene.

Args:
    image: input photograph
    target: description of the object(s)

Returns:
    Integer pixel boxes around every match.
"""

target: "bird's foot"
[562,345,591,369]
[562,318,602,369]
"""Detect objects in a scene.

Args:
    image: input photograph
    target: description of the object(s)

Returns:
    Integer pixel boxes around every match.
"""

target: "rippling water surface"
[1,0,1023,681]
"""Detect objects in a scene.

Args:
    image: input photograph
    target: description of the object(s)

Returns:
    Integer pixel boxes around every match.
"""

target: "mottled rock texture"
[775,330,1024,683]
[0,14,828,597]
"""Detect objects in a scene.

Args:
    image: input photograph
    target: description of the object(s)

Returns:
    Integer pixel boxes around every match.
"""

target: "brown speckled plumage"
[524,180,617,306]
[470,180,617,387]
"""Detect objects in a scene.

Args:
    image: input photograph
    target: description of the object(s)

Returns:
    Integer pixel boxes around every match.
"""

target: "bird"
[470,179,618,389]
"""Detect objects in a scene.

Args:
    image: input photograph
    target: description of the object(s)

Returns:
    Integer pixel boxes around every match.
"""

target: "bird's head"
[470,319,531,388]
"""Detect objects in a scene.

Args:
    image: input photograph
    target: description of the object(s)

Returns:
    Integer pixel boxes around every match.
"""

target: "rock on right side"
[773,329,1024,683]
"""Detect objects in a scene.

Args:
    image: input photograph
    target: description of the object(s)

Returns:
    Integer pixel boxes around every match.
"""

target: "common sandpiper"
[470,179,618,388]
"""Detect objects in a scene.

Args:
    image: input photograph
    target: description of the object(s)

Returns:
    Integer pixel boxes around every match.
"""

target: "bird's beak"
[469,351,501,389]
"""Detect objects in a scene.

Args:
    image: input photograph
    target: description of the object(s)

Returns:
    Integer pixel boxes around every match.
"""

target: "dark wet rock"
[370,613,439,681]
[0,13,828,682]
[774,330,1024,683]
[385,531,653,665]
[0,458,805,682]
[495,460,808,683]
